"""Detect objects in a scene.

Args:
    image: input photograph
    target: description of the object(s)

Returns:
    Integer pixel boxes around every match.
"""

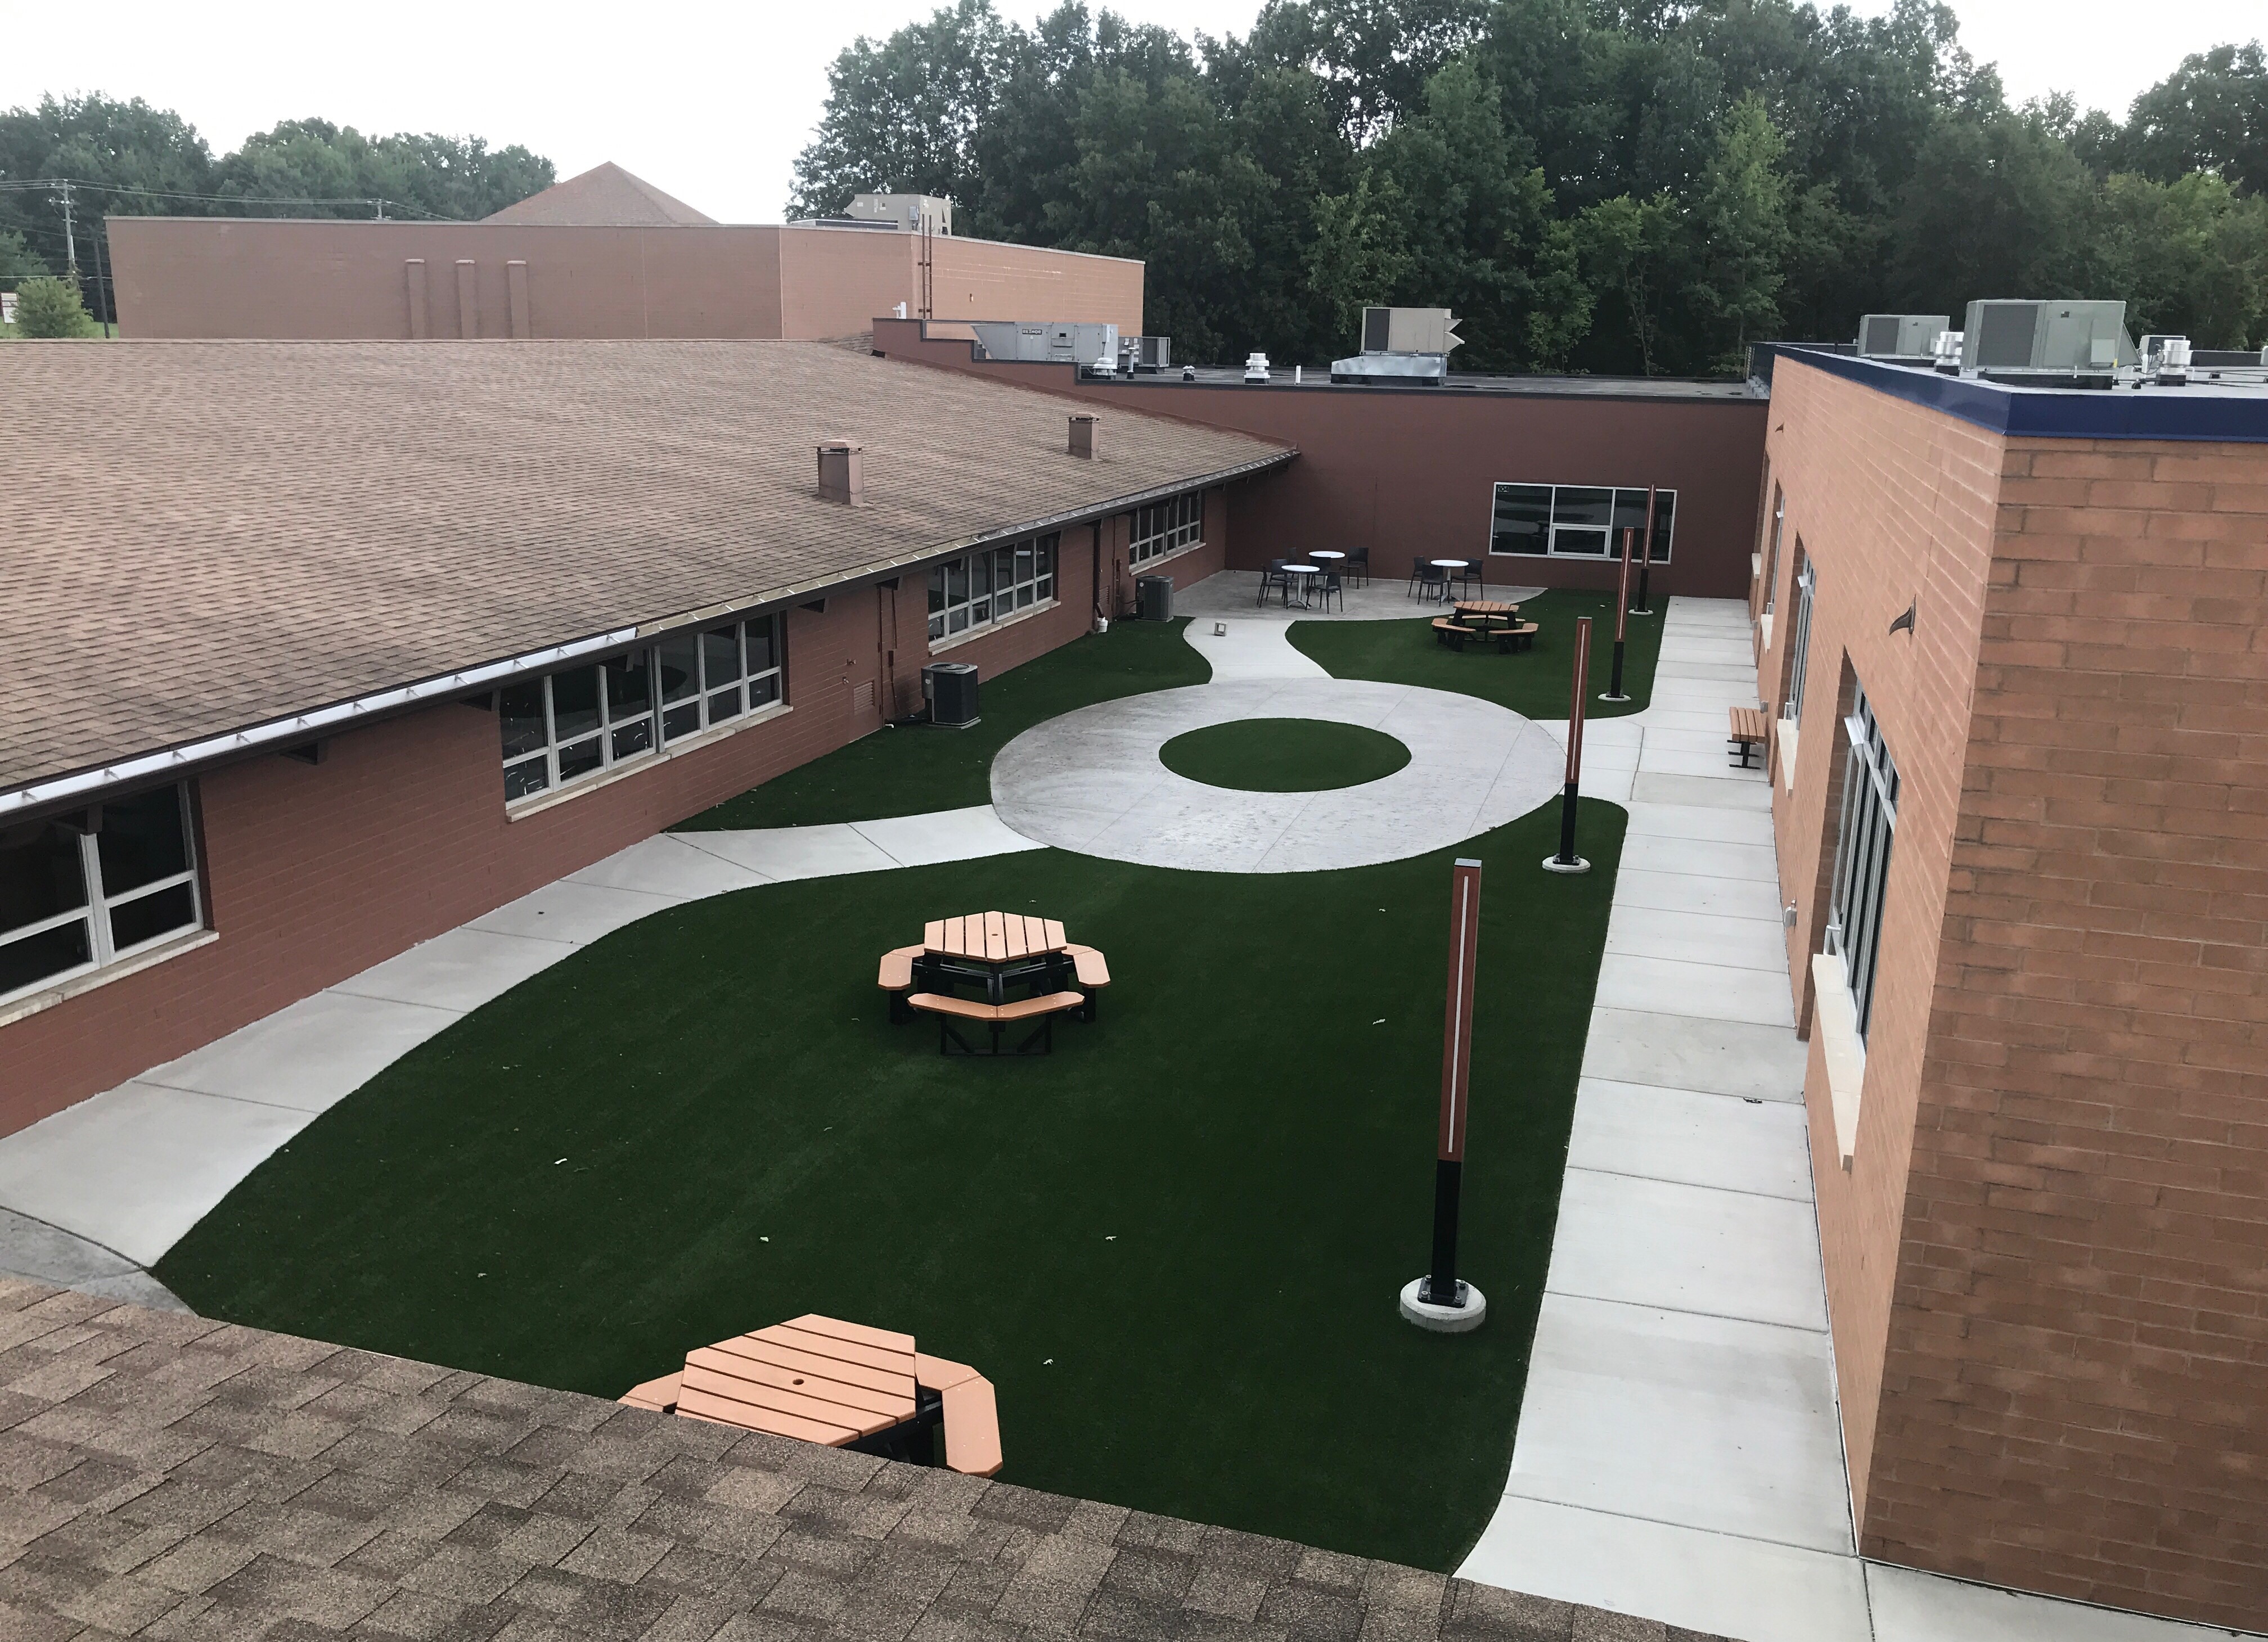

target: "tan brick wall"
[1869,435,2268,1627]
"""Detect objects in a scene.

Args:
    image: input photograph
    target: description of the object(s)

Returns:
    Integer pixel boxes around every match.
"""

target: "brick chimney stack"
[816,441,865,504]
[1068,415,1100,459]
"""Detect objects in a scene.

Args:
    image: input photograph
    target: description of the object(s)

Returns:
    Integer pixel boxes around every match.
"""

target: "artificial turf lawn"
[1160,716,1411,792]
[158,799,1624,1573]
[681,618,1209,829]
[1290,589,1663,720]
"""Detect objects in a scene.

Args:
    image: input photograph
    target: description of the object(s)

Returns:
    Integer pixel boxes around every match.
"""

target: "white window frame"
[1762,484,1784,615]
[1825,685,1898,1042]
[1,783,203,1007]
[1488,482,1676,562]
[500,613,786,805]
[1784,555,1816,724]
[1129,492,1203,565]
[929,533,1058,642]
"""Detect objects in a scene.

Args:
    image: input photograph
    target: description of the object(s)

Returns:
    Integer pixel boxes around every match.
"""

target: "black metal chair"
[1346,546,1370,588]
[1410,562,1450,602]
[1315,570,1345,612]
[1258,559,1292,606]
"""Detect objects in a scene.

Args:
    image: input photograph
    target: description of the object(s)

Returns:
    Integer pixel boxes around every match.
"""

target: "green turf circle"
[1157,716,1412,792]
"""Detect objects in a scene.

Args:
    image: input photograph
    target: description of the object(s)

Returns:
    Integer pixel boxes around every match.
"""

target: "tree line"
[0,96,553,322]
[790,1,2268,373]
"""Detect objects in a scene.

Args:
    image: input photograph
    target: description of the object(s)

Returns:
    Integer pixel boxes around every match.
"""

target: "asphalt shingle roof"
[1,340,1291,797]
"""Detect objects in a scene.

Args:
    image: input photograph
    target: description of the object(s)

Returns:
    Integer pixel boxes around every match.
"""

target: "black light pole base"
[1633,562,1654,615]
[1543,782,1591,874]
[1599,638,1629,702]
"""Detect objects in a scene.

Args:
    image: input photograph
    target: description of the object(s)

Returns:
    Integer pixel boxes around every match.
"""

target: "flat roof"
[1,340,1290,801]
[1765,346,2268,441]
[1079,365,1762,403]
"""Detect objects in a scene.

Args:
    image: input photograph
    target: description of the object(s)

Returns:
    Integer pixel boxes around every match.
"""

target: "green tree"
[0,227,42,279]
[1686,94,1793,369]
[12,274,97,337]
[2117,42,2268,195]
[1308,170,1413,342]
[1890,103,2095,319]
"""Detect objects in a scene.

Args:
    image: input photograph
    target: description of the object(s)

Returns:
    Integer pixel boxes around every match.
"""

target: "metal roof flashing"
[1764,346,2268,443]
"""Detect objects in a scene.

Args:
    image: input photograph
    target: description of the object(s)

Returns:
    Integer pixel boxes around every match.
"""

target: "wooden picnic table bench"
[622,1314,1001,1477]
[884,913,1106,1044]
[1432,616,1537,654]
[1729,706,1768,768]
[907,990,1088,1055]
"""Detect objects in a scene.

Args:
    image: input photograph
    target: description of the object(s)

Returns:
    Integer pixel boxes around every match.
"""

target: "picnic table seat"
[914,1354,1004,1478]
[878,944,926,1022]
[1063,943,1110,1020]
[1729,706,1768,768]
[907,990,1088,1055]
[619,1372,681,1414]
[1432,616,1534,654]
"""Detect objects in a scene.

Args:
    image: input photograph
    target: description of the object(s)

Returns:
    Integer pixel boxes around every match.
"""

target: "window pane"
[612,718,654,761]
[1490,484,1551,553]
[0,918,91,996]
[975,553,997,597]
[551,667,601,742]
[946,559,969,603]
[928,568,947,614]
[749,672,780,709]
[96,787,188,896]
[1040,536,1058,574]
[928,614,946,641]
[949,608,969,634]
[1037,575,1055,599]
[708,686,744,723]
[505,756,550,800]
[500,682,548,757]
[703,626,742,685]
[605,652,652,719]
[662,703,701,741]
[746,619,776,675]
[1554,486,1615,528]
[1612,489,1653,553]
[1018,585,1034,609]
[1651,490,1676,562]
[0,818,89,937]
[1014,544,1036,585]
[972,597,992,625]
[107,882,196,952]
[558,736,604,782]
[1552,526,1609,556]
[659,636,700,704]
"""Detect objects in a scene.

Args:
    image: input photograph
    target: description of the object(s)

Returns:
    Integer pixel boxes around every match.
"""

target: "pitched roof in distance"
[1,340,1292,799]
[484,161,717,226]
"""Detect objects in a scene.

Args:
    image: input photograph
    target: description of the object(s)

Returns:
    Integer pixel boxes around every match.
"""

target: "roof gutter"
[0,449,1297,818]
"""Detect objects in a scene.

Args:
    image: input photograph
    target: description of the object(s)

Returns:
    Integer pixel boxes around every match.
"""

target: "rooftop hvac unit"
[1118,335,1171,373]
[1960,300,2136,383]
[1333,304,1460,385]
[969,320,1118,368]
[1856,314,1949,360]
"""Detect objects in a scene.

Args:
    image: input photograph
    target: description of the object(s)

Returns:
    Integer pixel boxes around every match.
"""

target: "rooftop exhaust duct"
[1068,414,1099,458]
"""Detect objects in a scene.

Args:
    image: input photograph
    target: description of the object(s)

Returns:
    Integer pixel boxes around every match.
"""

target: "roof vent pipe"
[816,441,864,504]
[1068,414,1099,459]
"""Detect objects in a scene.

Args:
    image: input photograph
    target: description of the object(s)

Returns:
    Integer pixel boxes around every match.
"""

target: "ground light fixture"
[1545,616,1594,874]
[1600,529,1635,703]
[1400,856,1488,1333]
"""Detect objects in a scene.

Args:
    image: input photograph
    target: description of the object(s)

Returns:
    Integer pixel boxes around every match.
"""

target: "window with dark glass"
[1826,686,1897,1041]
[929,533,1058,641]
[658,615,784,745]
[1,784,202,1004]
[1762,483,1784,615]
[1129,493,1203,564]
[1490,484,1676,560]
[1784,553,1815,724]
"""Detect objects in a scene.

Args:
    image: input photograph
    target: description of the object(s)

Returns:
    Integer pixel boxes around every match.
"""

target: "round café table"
[1281,563,1320,608]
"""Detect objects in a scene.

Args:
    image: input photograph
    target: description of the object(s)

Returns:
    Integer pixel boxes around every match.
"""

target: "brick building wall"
[3,486,1229,1137]
[1757,357,2268,1628]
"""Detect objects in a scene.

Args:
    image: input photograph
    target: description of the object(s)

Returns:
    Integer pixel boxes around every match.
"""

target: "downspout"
[1092,520,1105,631]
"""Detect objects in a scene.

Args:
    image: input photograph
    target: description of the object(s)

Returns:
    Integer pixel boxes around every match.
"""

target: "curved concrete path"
[992,676,1563,872]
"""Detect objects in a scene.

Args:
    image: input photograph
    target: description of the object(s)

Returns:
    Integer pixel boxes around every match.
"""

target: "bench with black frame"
[1431,616,1537,654]
[880,913,1110,1053]
[1728,706,1768,769]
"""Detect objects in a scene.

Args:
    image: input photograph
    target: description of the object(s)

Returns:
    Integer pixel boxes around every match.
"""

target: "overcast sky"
[4,1,2262,223]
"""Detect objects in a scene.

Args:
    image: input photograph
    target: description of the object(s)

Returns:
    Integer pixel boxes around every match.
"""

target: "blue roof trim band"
[1767,346,2268,444]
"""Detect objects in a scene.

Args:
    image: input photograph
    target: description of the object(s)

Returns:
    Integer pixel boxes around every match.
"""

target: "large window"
[1826,686,1897,1040]
[929,533,1057,642]
[1762,484,1784,615]
[1,784,202,1004]
[1490,484,1675,561]
[501,614,784,804]
[1784,553,1816,723]
[1130,493,1203,565]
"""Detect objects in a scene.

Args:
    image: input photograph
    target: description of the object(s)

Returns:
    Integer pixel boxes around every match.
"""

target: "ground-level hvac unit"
[922,661,980,728]
[1961,299,2135,382]
[1856,314,1948,359]
[1136,575,1174,622]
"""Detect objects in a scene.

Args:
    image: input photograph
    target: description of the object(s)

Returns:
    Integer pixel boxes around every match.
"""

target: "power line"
[0,175,461,220]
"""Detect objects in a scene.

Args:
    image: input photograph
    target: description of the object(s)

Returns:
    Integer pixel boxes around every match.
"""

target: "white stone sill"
[927,597,1060,657]
[505,702,793,823]
[1811,951,1865,1170]
[1778,716,1800,792]
[0,928,221,1031]
[1757,611,1774,648]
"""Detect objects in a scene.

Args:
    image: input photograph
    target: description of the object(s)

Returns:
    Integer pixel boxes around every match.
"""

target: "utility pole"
[57,179,78,276]
[375,199,386,221]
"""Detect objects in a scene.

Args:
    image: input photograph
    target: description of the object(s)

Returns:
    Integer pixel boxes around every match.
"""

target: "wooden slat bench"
[1432,617,1536,654]
[878,944,926,1022]
[906,990,1088,1055]
[1729,706,1768,769]
[914,1353,1004,1478]
[1062,943,1110,1021]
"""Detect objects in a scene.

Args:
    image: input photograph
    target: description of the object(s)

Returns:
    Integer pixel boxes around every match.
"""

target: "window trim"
[1488,482,1677,562]
[1784,554,1816,724]
[1129,492,1204,566]
[1824,685,1898,1043]
[1762,484,1784,616]
[928,532,1059,644]
[0,783,204,1010]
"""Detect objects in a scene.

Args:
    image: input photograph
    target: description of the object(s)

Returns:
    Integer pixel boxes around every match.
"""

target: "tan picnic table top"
[924,911,1068,963]
[675,1315,920,1447]
[1454,601,1520,620]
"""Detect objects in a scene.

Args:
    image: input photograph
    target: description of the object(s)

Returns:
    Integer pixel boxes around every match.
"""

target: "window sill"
[1778,716,1799,792]
[1757,611,1773,648]
[0,927,221,1032]
[505,701,793,823]
[1810,951,1865,1170]
[928,597,1060,656]
[1751,552,1762,579]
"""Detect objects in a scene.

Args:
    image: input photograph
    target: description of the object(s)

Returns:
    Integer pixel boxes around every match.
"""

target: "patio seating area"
[880,911,1108,1052]
[1432,601,1540,653]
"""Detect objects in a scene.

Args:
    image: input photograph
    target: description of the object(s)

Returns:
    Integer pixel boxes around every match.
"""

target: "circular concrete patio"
[991,677,1565,873]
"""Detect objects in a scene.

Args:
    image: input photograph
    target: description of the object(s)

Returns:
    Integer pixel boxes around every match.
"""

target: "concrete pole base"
[1596,693,1631,703]
[1400,1277,1487,1333]
[1541,855,1592,874]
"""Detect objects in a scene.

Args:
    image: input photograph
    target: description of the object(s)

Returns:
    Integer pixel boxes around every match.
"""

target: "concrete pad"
[1504,1293,1853,1554]
[1625,802,1775,846]
[851,805,1050,867]
[1582,1007,1809,1102]
[1621,836,1781,882]
[1595,953,1797,1028]
[1640,707,1756,736]
[571,833,771,899]
[135,989,462,1113]
[1546,1169,1829,1330]
[1605,905,1793,972]
[1459,1497,1871,1642]
[1644,727,1765,758]
[678,823,901,883]
[1616,868,1784,923]
[1655,660,1763,684]
[469,878,683,945]
[1569,1078,1814,1201]
[0,1207,192,1313]
[1865,1562,2249,1642]
[330,927,574,1013]
[1629,771,1773,810]
[1180,616,1329,681]
[0,1083,315,1266]
[1640,747,1778,782]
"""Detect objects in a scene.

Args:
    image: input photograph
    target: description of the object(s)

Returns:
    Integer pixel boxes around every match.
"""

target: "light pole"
[1400,856,1488,1333]
[1545,617,1592,874]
